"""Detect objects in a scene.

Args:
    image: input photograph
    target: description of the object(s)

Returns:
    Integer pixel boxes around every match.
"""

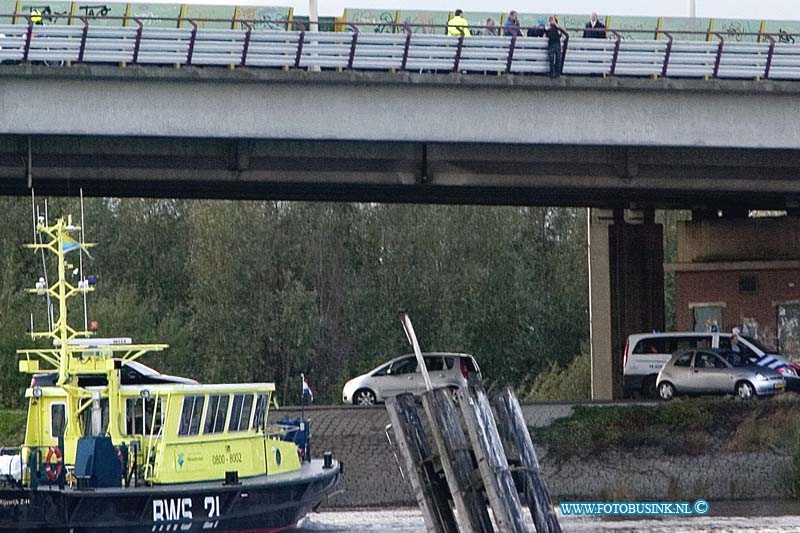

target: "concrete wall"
[677,217,800,263]
[270,403,791,508]
[3,67,800,149]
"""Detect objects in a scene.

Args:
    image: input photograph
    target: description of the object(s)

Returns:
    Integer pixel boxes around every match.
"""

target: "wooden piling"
[495,387,562,533]
[386,393,459,533]
[422,388,494,533]
[457,386,529,533]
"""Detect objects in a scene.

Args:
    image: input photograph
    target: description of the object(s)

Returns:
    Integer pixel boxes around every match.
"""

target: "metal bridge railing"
[1,15,800,80]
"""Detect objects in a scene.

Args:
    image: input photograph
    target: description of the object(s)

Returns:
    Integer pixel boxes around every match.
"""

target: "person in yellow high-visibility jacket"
[30,9,43,25]
[447,9,470,37]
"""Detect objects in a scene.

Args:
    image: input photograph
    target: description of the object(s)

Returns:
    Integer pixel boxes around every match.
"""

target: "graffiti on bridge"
[77,4,111,17]
[22,3,112,22]
[23,5,68,22]
[778,29,796,44]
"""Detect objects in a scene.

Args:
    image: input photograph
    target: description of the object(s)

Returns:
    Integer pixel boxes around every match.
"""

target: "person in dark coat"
[545,16,563,78]
[583,12,606,38]
[527,18,545,37]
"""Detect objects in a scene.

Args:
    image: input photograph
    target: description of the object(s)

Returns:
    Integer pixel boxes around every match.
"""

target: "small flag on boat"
[61,233,81,254]
[302,374,313,403]
[60,231,92,258]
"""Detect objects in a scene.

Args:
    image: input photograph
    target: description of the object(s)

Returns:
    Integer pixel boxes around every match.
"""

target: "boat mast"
[25,214,95,385]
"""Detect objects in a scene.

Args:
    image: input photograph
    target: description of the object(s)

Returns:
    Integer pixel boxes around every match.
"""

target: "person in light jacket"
[448,9,471,37]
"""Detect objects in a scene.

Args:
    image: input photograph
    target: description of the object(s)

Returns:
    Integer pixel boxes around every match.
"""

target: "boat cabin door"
[27,397,66,449]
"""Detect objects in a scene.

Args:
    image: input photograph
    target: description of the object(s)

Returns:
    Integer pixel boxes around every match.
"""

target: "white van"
[623,332,799,397]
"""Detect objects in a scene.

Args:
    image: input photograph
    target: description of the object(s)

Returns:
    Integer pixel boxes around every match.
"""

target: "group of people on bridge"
[446,10,607,78]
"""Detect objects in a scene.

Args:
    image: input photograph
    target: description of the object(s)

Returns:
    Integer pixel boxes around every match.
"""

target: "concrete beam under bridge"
[2,135,800,209]
[2,65,800,149]
[590,210,665,400]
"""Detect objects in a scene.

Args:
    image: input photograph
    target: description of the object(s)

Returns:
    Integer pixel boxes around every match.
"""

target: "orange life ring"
[45,446,63,481]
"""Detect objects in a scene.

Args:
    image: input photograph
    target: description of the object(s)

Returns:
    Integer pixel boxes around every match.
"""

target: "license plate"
[776,383,785,389]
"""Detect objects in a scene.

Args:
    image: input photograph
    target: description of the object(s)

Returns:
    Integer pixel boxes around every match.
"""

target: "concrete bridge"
[2,63,800,399]
[2,65,800,207]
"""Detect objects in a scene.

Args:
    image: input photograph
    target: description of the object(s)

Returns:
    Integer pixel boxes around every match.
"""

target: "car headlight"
[755,373,767,381]
[780,367,797,377]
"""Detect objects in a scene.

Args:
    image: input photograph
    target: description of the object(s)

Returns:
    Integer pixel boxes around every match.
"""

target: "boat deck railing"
[0,445,63,489]
[1,16,799,80]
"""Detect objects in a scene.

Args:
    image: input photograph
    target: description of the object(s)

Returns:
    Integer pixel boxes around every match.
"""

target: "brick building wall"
[670,216,800,356]
[675,268,800,348]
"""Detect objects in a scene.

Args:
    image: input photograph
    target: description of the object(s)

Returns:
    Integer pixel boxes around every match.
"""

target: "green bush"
[790,444,800,498]
[535,399,800,462]
[0,410,26,447]
[522,352,590,401]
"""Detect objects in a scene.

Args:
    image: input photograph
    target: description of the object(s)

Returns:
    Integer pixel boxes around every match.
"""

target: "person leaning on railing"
[527,18,546,37]
[545,16,564,78]
[447,9,471,37]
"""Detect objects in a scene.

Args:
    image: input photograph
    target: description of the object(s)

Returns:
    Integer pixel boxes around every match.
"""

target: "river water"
[294,501,800,532]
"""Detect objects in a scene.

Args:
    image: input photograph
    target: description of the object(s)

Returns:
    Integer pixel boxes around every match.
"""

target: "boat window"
[228,394,254,432]
[228,394,244,431]
[214,396,229,432]
[79,399,109,436]
[144,398,163,435]
[203,395,230,435]
[51,403,65,438]
[178,395,205,437]
[125,397,163,436]
[239,395,254,431]
[203,396,219,434]
[252,394,268,430]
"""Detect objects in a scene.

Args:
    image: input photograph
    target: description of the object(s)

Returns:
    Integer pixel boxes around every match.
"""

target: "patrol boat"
[0,210,341,532]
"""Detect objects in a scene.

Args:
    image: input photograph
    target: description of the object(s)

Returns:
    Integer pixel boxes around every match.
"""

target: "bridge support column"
[589,209,665,400]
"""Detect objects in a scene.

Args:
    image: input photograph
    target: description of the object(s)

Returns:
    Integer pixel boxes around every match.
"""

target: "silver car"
[342,352,481,406]
[657,349,785,401]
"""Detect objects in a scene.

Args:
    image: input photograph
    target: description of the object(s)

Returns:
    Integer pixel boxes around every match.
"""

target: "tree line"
[0,197,590,407]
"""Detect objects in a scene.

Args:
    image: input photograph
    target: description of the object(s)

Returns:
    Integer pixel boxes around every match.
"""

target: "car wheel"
[354,389,376,406]
[658,382,676,401]
[736,381,756,401]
